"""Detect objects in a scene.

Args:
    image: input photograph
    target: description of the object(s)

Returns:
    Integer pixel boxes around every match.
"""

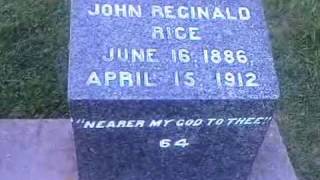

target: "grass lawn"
[0,0,319,179]
[265,1,320,179]
[0,0,68,118]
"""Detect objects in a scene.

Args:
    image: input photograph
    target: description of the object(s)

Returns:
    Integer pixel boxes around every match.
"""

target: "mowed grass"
[0,0,319,179]
[265,0,320,179]
[0,0,68,118]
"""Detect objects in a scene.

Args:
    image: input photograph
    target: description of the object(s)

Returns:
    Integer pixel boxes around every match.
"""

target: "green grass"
[0,0,68,118]
[265,1,320,179]
[0,0,319,179]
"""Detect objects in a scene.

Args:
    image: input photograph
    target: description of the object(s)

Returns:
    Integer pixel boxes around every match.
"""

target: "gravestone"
[68,0,279,180]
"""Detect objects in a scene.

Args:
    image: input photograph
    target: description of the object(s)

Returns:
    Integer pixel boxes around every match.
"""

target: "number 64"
[159,138,190,148]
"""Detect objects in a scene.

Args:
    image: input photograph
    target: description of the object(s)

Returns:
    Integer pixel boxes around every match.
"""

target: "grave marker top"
[68,0,279,100]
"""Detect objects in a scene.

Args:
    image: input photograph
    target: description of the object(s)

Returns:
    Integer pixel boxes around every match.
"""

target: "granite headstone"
[68,0,279,180]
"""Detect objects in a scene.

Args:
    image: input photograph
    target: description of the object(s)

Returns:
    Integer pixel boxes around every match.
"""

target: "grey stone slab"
[249,120,298,180]
[68,0,279,100]
[71,104,276,180]
[0,119,78,180]
[68,1,280,179]
[0,119,297,180]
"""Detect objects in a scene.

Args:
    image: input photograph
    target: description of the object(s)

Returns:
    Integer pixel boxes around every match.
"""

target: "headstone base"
[0,119,297,180]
